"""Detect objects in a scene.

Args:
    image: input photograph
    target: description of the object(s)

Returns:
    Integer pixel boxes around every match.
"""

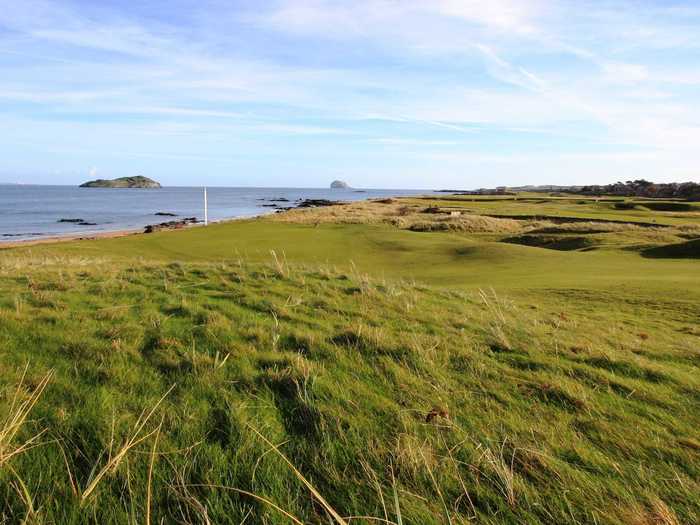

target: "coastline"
[0,189,436,249]
[0,210,274,249]
[0,227,143,249]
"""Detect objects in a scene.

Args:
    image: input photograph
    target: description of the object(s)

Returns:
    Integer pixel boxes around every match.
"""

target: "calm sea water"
[0,185,434,241]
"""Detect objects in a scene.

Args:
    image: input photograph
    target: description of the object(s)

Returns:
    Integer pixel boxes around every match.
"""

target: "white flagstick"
[204,187,208,226]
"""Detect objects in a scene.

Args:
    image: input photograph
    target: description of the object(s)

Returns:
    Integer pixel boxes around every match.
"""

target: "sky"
[0,1,699,189]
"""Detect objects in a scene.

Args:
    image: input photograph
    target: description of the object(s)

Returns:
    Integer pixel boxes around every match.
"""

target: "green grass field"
[0,194,698,524]
[407,195,700,227]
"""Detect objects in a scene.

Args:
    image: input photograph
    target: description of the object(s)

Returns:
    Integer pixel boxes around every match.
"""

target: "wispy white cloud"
[474,44,549,92]
[369,138,461,146]
[0,0,698,186]
[434,0,542,34]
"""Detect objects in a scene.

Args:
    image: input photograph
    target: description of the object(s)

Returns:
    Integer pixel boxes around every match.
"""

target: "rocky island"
[80,176,161,188]
[330,180,350,189]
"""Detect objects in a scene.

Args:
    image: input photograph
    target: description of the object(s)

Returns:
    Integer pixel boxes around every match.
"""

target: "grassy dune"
[10,201,700,293]
[0,194,699,524]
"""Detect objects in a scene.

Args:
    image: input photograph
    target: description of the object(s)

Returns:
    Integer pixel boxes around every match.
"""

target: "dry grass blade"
[270,249,289,277]
[419,447,452,525]
[80,383,175,505]
[481,441,516,507]
[360,458,388,522]
[390,466,403,525]
[0,365,53,468]
[478,288,512,350]
[478,288,507,325]
[55,437,79,497]
[343,517,398,524]
[649,498,680,525]
[185,483,304,525]
[167,458,212,525]
[7,463,37,523]
[440,434,477,519]
[247,423,348,525]
[146,415,164,525]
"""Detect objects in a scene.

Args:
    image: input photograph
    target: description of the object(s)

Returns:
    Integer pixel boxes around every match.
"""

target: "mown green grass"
[407,195,700,227]
[9,219,700,294]
[0,194,699,524]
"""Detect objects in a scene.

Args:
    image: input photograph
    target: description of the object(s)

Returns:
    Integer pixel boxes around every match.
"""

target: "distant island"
[80,176,161,188]
[330,180,350,189]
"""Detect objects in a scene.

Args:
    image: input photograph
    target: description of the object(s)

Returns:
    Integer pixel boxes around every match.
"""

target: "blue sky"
[1,0,699,188]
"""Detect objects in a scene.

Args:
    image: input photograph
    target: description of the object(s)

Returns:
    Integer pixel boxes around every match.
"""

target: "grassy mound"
[527,222,646,234]
[408,214,522,233]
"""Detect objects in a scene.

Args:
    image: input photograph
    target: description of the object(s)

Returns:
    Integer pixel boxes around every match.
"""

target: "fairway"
[13,200,700,296]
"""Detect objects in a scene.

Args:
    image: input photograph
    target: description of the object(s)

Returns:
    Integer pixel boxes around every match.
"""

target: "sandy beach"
[0,227,143,249]
[0,211,271,249]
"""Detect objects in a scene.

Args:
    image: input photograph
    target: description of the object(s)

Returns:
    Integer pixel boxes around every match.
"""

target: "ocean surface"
[0,185,435,242]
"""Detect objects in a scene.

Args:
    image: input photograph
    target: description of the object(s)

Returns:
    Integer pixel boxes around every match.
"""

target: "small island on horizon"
[330,180,350,189]
[80,175,161,188]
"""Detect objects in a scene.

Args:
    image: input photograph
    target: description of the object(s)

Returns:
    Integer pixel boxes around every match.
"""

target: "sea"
[0,185,435,242]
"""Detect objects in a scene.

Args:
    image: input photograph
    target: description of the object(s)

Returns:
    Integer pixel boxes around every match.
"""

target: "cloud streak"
[0,0,698,187]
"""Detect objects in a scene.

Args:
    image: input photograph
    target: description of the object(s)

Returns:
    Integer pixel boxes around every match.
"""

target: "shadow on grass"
[638,202,696,212]
[641,239,700,259]
[501,235,594,251]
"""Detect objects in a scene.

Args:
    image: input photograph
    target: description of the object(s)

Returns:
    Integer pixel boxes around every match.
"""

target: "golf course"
[1,193,698,524]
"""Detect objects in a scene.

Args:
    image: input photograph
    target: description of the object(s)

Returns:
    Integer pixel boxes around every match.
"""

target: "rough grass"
[267,198,700,257]
[0,254,698,524]
[408,214,523,233]
[1,193,699,523]
[270,200,530,233]
[405,194,700,227]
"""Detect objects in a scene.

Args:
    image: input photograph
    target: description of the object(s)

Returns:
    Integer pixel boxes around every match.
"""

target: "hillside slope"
[0,194,698,523]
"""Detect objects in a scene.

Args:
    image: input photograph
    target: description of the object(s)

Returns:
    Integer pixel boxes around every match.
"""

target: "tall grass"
[0,251,698,523]
[0,366,52,468]
[80,384,174,504]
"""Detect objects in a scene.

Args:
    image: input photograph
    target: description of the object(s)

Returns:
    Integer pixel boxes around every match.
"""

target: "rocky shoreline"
[1,197,352,246]
[144,217,199,233]
[256,197,346,212]
[141,198,347,233]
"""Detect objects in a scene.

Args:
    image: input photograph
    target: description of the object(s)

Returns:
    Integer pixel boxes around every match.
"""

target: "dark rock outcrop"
[296,199,345,208]
[144,217,199,233]
[57,218,97,226]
